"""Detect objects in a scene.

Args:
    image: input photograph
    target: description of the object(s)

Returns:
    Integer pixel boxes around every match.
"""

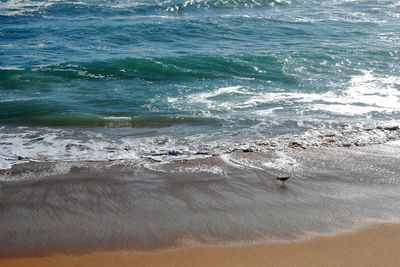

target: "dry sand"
[2,223,400,267]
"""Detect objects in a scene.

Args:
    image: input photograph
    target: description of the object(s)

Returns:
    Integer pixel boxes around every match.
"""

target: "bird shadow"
[277,184,288,192]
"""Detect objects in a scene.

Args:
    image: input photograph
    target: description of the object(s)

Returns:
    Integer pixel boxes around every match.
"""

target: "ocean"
[1,0,400,169]
[1,0,400,256]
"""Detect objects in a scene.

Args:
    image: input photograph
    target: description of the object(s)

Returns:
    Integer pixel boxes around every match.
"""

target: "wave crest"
[0,55,292,83]
[163,0,290,12]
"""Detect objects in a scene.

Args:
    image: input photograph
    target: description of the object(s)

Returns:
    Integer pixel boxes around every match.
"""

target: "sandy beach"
[2,223,400,267]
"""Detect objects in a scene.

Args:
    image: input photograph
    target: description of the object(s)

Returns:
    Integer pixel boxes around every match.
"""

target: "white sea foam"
[103,116,132,120]
[0,97,40,103]
[0,0,145,16]
[188,85,251,108]
[0,116,399,171]
[310,104,389,115]
[0,66,23,70]
[0,0,54,16]
[253,107,283,116]
[219,154,244,169]
[161,70,400,121]
[261,151,299,171]
[103,116,132,127]
[219,151,299,173]
[0,158,11,170]
[163,164,226,175]
[246,71,400,117]
[169,73,398,119]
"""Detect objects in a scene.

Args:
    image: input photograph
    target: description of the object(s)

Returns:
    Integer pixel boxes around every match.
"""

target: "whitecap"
[0,158,11,170]
[188,85,250,106]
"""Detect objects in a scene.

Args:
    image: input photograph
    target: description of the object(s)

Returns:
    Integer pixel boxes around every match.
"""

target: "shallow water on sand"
[1,141,399,256]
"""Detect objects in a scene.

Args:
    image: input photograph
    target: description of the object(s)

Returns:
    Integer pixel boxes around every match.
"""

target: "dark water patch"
[15,55,292,83]
[0,99,68,122]
[0,69,63,89]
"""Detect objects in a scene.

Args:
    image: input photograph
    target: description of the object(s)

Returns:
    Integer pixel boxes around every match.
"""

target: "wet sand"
[1,141,400,262]
[2,223,400,267]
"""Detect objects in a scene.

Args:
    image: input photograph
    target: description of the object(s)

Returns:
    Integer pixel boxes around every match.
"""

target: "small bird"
[276,176,290,186]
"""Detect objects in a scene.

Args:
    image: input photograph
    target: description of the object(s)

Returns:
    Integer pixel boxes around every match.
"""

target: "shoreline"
[2,223,400,267]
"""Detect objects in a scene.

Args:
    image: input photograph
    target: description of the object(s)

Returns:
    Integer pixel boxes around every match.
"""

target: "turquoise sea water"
[1,0,400,169]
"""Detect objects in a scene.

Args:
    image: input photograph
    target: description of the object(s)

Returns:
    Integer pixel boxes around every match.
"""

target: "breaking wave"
[1,121,399,171]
